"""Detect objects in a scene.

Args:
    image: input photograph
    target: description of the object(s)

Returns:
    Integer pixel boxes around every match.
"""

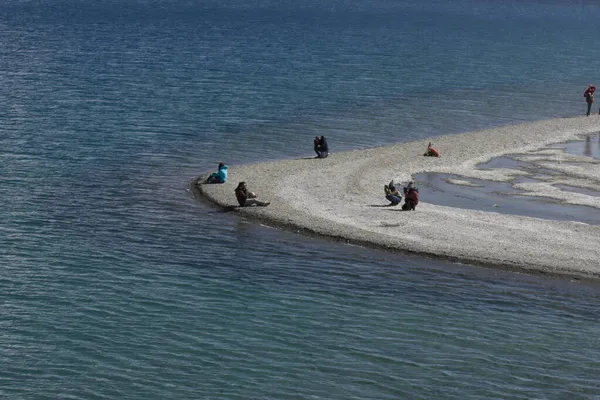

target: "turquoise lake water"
[2,0,600,398]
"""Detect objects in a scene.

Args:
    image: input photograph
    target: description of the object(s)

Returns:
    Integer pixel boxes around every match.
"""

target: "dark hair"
[218,162,225,169]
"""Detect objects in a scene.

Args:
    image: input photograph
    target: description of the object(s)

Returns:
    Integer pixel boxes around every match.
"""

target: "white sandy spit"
[193,117,600,279]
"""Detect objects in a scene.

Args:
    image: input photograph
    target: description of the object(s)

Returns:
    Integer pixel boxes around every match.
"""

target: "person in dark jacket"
[584,85,595,116]
[234,182,270,207]
[205,162,228,183]
[402,182,419,211]
[313,136,321,157]
[316,136,329,158]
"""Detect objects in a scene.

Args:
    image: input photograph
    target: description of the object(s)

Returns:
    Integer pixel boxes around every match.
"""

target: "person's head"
[320,136,325,140]
[236,181,246,190]
[218,162,225,169]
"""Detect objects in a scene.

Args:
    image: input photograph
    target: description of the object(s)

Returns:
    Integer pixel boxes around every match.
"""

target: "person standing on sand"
[234,182,270,207]
[584,85,595,116]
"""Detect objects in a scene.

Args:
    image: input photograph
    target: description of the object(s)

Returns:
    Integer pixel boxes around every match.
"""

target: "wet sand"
[192,117,600,279]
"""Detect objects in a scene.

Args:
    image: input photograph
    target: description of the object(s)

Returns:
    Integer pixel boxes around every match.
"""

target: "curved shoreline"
[192,117,600,279]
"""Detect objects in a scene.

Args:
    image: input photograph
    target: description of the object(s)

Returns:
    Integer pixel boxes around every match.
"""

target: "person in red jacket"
[424,142,440,157]
[402,182,419,211]
[584,85,595,116]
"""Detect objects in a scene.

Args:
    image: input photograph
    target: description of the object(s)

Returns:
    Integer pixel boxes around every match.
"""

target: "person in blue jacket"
[205,162,228,183]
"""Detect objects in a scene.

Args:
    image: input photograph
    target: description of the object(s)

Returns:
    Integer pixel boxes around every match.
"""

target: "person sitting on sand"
[234,182,270,207]
[205,162,228,183]
[424,142,440,157]
[384,180,402,206]
[316,135,329,158]
[402,182,419,211]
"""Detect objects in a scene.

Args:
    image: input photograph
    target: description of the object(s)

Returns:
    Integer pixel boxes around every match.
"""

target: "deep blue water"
[2,0,600,398]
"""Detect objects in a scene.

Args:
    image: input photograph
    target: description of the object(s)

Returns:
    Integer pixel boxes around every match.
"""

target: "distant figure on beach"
[384,180,402,206]
[205,162,228,183]
[402,182,419,211]
[584,85,595,116]
[424,142,440,157]
[315,136,329,158]
[313,136,321,157]
[234,182,270,207]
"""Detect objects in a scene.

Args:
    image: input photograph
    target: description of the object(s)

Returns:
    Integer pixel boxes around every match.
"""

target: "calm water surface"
[2,0,600,398]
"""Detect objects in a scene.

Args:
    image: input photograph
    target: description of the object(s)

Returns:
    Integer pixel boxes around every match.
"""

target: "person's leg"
[587,102,592,116]
[386,195,399,205]
[244,199,270,207]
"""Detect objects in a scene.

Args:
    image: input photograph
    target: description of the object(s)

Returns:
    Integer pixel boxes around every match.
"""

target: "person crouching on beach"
[402,182,419,211]
[384,180,402,206]
[584,85,595,116]
[316,135,329,158]
[234,182,270,207]
[206,162,228,183]
[313,136,321,157]
[424,142,440,157]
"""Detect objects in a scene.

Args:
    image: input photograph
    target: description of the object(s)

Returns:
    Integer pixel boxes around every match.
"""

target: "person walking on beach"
[402,182,419,211]
[205,162,228,183]
[316,136,329,158]
[584,85,595,116]
[234,182,270,207]
[384,180,402,206]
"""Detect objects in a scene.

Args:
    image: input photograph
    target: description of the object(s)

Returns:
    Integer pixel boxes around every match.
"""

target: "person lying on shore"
[234,182,270,207]
[424,142,440,157]
[205,162,228,183]
[316,135,329,158]
[384,180,402,206]
[402,182,419,211]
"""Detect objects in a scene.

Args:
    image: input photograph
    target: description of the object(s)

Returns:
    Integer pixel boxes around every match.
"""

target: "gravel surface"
[193,117,600,279]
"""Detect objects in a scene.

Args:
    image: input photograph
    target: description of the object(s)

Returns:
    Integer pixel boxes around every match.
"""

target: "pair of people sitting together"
[313,136,329,158]
[384,180,419,210]
[204,163,270,207]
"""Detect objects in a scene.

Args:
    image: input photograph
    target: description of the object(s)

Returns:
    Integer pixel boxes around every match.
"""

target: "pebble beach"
[195,117,600,279]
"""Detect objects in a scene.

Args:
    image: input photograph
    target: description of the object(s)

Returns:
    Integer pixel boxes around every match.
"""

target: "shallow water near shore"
[415,133,600,224]
[3,0,600,398]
